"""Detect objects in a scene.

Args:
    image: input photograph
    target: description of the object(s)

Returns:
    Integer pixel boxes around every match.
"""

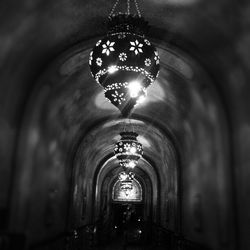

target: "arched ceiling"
[0,1,244,181]
[2,1,250,247]
[0,0,238,126]
[15,40,227,201]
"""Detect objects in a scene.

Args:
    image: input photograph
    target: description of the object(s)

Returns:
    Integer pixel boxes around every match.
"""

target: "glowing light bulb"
[137,94,146,104]
[130,147,136,154]
[128,81,142,98]
[119,172,128,181]
[108,65,117,74]
[127,161,136,168]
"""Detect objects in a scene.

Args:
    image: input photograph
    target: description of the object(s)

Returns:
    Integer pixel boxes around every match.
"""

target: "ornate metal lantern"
[114,131,143,169]
[89,0,160,115]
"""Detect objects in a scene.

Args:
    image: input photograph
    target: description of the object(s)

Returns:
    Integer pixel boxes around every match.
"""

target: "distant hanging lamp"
[114,131,143,169]
[89,0,160,116]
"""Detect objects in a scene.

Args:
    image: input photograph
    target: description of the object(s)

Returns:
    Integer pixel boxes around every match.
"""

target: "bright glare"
[119,172,128,181]
[137,94,146,104]
[128,81,142,98]
[108,65,117,74]
[127,161,136,168]
[125,190,131,196]
[130,147,136,154]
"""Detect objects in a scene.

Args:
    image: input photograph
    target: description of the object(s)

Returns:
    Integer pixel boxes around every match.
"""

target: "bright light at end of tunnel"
[128,81,143,98]
[108,65,118,74]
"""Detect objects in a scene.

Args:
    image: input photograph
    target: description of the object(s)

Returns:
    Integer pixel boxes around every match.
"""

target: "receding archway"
[9,38,234,249]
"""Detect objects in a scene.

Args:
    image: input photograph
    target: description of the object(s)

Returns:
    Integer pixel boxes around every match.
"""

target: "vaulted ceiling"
[1,0,250,249]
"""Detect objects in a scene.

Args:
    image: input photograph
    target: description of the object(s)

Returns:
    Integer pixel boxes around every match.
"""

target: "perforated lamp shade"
[89,14,160,116]
[114,131,143,169]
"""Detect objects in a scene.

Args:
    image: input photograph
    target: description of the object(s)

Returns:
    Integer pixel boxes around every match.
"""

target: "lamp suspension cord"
[128,117,135,133]
[109,0,120,18]
[127,0,130,15]
[134,0,142,17]
[132,119,135,133]
[122,120,126,132]
[109,0,142,17]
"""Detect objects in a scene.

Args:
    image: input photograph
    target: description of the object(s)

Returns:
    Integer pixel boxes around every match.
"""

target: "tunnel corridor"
[3,41,234,250]
[1,1,250,250]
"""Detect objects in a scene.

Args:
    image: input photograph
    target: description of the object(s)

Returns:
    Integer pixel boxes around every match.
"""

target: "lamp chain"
[109,0,142,17]
[122,120,126,132]
[134,0,142,17]
[128,117,135,133]
[109,0,120,18]
[127,0,130,15]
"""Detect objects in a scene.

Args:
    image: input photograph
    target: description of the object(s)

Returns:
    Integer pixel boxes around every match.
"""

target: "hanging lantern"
[114,131,143,169]
[89,0,160,116]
